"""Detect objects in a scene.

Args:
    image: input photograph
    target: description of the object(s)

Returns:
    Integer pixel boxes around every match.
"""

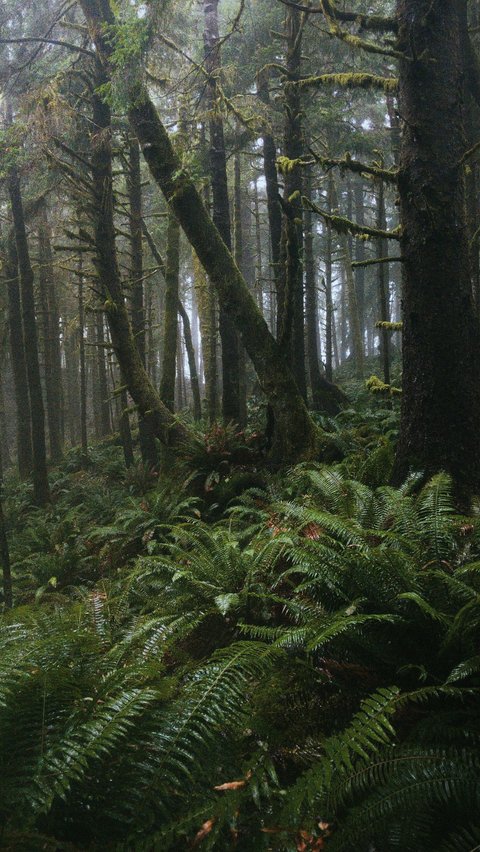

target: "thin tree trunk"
[4,233,32,477]
[278,6,307,399]
[234,149,248,427]
[304,171,346,414]
[96,312,112,437]
[160,212,179,412]
[203,0,241,424]
[8,166,50,505]
[376,178,391,385]
[38,208,63,462]
[119,387,134,468]
[128,137,157,466]
[331,178,364,378]
[179,300,202,421]
[0,450,12,609]
[257,69,282,317]
[353,180,366,337]
[77,252,88,463]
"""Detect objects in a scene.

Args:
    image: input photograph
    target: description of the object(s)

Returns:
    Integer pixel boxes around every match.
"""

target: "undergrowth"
[0,409,478,850]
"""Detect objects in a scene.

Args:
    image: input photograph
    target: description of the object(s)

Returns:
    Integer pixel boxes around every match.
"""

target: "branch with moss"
[303,196,401,241]
[276,0,397,31]
[318,0,404,60]
[294,72,398,94]
[376,321,403,331]
[311,151,398,183]
[0,36,94,57]
[352,256,403,268]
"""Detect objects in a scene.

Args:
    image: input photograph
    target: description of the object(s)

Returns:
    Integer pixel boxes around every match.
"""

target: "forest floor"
[0,387,479,851]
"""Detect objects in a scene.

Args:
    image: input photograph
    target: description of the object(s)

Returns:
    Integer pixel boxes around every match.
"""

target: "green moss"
[366,375,402,396]
[296,73,398,94]
[376,321,403,331]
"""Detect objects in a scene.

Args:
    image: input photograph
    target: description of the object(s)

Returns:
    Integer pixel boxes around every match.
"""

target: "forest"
[0,0,479,849]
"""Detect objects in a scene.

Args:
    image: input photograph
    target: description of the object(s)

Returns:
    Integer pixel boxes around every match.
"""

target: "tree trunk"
[331,178,364,378]
[37,206,63,463]
[87,70,187,450]
[128,137,157,465]
[96,311,112,437]
[257,69,282,316]
[178,300,202,421]
[159,212,179,412]
[119,387,134,469]
[193,251,217,424]
[393,0,480,500]
[353,180,366,336]
[376,178,391,385]
[3,233,32,478]
[304,172,346,414]
[77,253,88,463]
[234,149,248,427]
[8,166,50,506]
[203,0,241,424]
[0,451,12,609]
[278,6,307,399]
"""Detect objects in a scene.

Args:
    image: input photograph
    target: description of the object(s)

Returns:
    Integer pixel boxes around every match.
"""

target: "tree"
[392,0,480,497]
[79,0,319,463]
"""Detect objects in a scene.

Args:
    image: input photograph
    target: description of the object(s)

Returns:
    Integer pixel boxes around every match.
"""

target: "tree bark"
[203,0,241,424]
[95,311,112,437]
[159,212,179,412]
[393,0,480,500]
[257,69,282,317]
[304,171,346,414]
[127,137,157,465]
[233,149,249,427]
[331,178,364,378]
[278,6,307,399]
[37,206,63,462]
[3,233,32,478]
[8,166,50,506]
[376,178,391,385]
[178,300,202,421]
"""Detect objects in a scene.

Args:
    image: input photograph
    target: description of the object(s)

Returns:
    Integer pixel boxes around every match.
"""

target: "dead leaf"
[192,818,216,847]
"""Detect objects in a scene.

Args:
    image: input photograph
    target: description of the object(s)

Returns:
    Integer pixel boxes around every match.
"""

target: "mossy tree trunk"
[392,0,480,500]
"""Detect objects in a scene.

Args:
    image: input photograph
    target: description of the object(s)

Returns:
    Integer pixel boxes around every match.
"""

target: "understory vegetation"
[1,395,479,851]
